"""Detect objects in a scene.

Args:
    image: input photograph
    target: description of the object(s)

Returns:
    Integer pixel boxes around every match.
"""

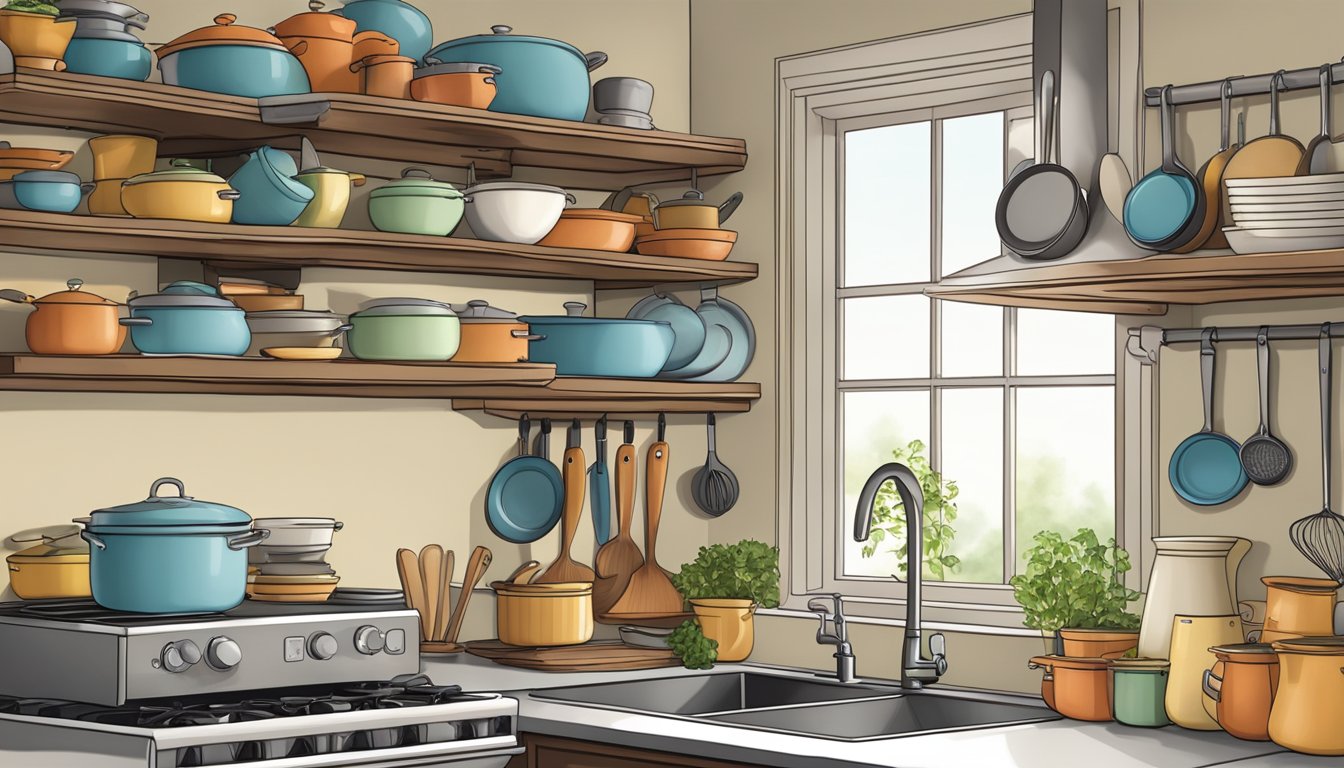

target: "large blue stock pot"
[121,281,250,356]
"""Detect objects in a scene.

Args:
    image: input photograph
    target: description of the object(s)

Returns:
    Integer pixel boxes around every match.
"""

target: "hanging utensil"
[1298,64,1335,175]
[1175,80,1241,253]
[535,419,597,584]
[593,420,645,614]
[1241,327,1293,486]
[485,415,564,544]
[587,415,612,545]
[1289,325,1344,583]
[1169,329,1249,506]
[1098,153,1132,224]
[533,417,552,461]
[691,413,740,517]
[1124,85,1203,250]
[1221,71,1306,220]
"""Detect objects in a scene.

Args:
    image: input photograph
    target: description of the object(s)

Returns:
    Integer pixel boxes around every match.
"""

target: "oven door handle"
[191,742,524,768]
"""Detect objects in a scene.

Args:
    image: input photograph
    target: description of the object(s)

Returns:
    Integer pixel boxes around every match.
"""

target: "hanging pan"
[1124,85,1204,250]
[1169,329,1249,506]
[1297,64,1335,175]
[485,414,564,543]
[1173,80,1240,253]
[1220,70,1305,215]
[995,70,1089,260]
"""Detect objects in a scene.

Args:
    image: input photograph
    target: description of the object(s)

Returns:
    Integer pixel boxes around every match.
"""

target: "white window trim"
[775,6,1144,631]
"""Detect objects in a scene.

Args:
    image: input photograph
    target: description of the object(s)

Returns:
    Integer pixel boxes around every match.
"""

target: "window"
[777,11,1135,629]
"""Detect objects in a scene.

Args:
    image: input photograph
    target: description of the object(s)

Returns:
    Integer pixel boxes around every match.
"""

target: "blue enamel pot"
[121,281,250,356]
[519,301,673,378]
[12,170,90,214]
[334,0,432,63]
[424,25,607,121]
[77,478,267,614]
[63,37,153,81]
[228,146,314,226]
[156,15,309,98]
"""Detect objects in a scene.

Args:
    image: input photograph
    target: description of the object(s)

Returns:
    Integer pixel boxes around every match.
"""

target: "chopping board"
[464,640,679,672]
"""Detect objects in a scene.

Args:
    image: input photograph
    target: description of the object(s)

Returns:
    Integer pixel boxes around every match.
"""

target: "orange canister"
[351,54,414,99]
[1029,655,1112,721]
[1261,576,1338,642]
[1269,637,1344,755]
[1203,643,1278,741]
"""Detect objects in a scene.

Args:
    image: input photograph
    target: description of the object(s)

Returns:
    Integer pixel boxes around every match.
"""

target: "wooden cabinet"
[514,733,769,768]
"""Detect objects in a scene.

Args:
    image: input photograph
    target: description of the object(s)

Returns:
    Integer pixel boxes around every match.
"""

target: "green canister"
[1111,658,1172,728]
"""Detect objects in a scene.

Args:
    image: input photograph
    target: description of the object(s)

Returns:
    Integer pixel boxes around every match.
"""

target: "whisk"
[1289,325,1344,584]
[692,414,740,516]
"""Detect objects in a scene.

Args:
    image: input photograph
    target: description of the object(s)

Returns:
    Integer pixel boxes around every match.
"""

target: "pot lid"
[428,24,586,61]
[1272,636,1344,654]
[1210,642,1276,656]
[124,161,228,186]
[452,298,517,321]
[559,208,643,223]
[157,13,290,59]
[414,60,500,78]
[1108,657,1170,670]
[86,477,252,528]
[252,516,342,528]
[369,168,463,199]
[14,170,80,184]
[464,180,567,196]
[1261,575,1341,593]
[657,190,715,208]
[34,278,121,306]
[56,0,147,22]
[271,0,354,42]
[128,281,240,309]
[354,297,457,317]
[7,530,89,563]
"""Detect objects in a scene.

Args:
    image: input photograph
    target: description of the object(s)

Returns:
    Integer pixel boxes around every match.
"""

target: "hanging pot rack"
[1144,60,1344,107]
[1127,322,1344,365]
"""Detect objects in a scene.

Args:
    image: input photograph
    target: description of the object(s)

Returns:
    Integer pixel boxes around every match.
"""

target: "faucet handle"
[929,633,948,676]
[807,593,844,646]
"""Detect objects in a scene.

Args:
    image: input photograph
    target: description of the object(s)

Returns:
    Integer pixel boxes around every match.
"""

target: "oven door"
[224,745,524,768]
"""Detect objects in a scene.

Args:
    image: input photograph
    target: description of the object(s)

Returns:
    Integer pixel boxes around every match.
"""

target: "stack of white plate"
[1224,173,1344,253]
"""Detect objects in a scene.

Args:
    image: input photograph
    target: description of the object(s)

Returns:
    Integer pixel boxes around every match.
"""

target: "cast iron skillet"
[486,415,564,543]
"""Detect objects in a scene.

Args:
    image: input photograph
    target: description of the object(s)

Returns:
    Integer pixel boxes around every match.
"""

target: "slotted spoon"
[1289,325,1344,584]
[692,414,739,516]
[1240,327,1292,485]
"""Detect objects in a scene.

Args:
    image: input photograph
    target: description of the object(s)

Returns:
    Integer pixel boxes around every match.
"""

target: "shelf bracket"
[258,96,332,126]
[1125,325,1165,366]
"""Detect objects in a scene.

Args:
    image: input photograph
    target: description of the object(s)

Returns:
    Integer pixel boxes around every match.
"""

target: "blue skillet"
[486,415,564,543]
[1169,329,1248,505]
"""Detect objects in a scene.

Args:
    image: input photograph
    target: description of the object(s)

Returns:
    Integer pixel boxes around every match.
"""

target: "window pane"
[1016,309,1115,375]
[842,390,930,578]
[941,112,1004,276]
[843,295,929,380]
[1006,116,1034,177]
[939,388,1004,583]
[844,122,931,287]
[1015,387,1115,572]
[940,302,1003,377]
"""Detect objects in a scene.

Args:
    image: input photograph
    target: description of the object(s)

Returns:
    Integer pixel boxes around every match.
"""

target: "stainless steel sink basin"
[704,689,1060,741]
[530,672,894,715]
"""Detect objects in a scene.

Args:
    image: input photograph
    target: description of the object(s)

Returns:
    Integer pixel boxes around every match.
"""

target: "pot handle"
[717,191,744,224]
[80,530,106,551]
[332,521,344,532]
[511,329,544,340]
[564,192,577,205]
[80,182,95,195]
[1027,655,1055,671]
[1202,663,1225,703]
[286,39,309,58]
[330,323,354,337]
[226,529,270,550]
[150,477,187,498]
[218,189,241,201]
[483,77,496,86]
[0,289,33,304]
[350,173,367,188]
[120,317,152,326]
[584,51,609,71]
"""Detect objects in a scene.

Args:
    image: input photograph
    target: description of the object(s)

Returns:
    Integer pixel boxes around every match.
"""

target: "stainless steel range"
[0,597,521,767]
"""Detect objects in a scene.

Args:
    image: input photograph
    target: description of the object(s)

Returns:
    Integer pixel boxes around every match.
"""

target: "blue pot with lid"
[228,146,315,226]
[76,477,268,613]
[120,281,251,356]
[519,301,673,377]
[333,0,431,63]
[12,170,90,214]
[423,25,607,121]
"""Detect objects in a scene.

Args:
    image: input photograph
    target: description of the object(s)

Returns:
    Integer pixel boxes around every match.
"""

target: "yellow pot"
[1261,576,1338,643]
[1166,614,1244,730]
[690,598,756,662]
[493,581,593,647]
[1269,637,1344,755]
[121,165,238,224]
[294,168,365,228]
[6,534,90,600]
[0,10,75,61]
[88,136,158,182]
[87,178,128,216]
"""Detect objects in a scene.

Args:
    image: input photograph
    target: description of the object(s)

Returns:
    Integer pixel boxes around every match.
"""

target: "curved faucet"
[855,462,949,689]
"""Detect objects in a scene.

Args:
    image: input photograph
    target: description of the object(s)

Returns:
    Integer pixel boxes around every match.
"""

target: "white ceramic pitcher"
[1137,536,1251,659]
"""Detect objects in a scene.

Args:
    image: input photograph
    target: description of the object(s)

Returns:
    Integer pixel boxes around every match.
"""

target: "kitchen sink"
[530,671,894,715]
[703,689,1061,741]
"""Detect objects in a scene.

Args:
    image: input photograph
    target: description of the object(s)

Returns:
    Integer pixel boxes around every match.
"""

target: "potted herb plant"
[1010,528,1141,657]
[671,539,780,662]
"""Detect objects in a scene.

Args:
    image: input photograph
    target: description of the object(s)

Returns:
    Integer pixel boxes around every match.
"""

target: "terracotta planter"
[1059,628,1139,659]
[690,598,755,662]
[1269,637,1344,756]
[1261,576,1338,643]
[1204,643,1278,741]
[0,10,76,61]
[1029,655,1112,721]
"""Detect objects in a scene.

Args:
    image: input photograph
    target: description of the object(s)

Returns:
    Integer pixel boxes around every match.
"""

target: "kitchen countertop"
[421,653,1323,768]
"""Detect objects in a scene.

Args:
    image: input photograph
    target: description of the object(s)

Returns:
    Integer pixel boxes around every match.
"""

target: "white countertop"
[420,653,1313,768]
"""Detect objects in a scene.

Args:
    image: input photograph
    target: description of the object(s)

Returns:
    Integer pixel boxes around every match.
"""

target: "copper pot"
[1203,643,1278,741]
[1029,655,1112,721]
[1269,637,1344,755]
[0,279,126,355]
[351,53,414,99]
[451,299,537,363]
[1262,576,1338,642]
[272,0,360,93]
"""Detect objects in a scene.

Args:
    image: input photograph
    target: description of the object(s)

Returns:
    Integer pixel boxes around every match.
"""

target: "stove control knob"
[205,637,242,671]
[160,640,201,673]
[353,625,385,655]
[308,632,338,661]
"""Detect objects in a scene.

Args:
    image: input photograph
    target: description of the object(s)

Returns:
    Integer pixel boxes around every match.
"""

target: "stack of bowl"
[57,0,153,81]
[592,77,654,130]
[247,517,343,602]
[87,135,156,216]
[1224,173,1344,254]
[633,186,742,261]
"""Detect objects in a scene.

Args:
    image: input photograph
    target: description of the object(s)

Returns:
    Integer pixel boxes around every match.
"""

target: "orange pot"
[273,0,360,93]
[352,30,397,61]
[1029,655,1112,721]
[410,63,500,109]
[1058,628,1140,659]
[1261,576,1338,642]
[452,300,534,363]
[1204,643,1278,741]
[0,279,126,356]
[1269,637,1344,755]
[352,54,414,99]
[538,209,642,252]
[634,227,737,261]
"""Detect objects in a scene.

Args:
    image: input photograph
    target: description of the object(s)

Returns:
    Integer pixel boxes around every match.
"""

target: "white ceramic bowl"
[464,181,573,244]
[252,517,343,548]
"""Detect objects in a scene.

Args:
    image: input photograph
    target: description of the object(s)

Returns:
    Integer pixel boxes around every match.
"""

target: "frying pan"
[485,415,564,543]
[995,70,1089,260]
[1124,85,1204,250]
[1174,80,1240,253]
[1220,70,1305,221]
[1298,64,1335,175]
[1169,329,1248,506]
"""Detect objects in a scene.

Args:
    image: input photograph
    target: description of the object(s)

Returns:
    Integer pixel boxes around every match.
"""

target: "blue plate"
[1169,432,1248,505]
[486,455,563,543]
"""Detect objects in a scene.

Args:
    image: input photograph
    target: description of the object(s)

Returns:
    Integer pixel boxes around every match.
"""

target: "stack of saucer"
[247,517,343,602]
[593,77,655,130]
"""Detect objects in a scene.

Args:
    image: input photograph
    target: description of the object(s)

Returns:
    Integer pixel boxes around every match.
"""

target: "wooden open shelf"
[0,355,760,413]
[924,249,1344,315]
[0,210,757,288]
[0,69,746,186]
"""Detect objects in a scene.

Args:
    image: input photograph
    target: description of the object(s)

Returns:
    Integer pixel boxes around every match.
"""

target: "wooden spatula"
[608,415,683,616]
[419,544,444,644]
[536,420,597,584]
[396,548,429,642]
[445,546,493,644]
[433,550,455,642]
[594,420,644,614]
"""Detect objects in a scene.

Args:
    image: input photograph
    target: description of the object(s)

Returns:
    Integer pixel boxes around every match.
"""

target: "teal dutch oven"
[229,146,315,226]
[121,281,251,356]
[423,25,607,121]
[156,14,310,98]
[76,478,268,614]
[333,0,432,63]
[519,301,674,378]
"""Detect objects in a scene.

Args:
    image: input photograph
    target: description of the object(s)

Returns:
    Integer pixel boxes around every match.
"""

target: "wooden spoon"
[594,420,645,614]
[418,544,444,643]
[535,420,597,584]
[432,550,455,642]
[445,546,492,644]
[396,548,429,642]
[608,415,684,617]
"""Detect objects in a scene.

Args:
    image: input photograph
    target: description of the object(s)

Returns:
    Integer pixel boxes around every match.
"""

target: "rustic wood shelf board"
[925,248,1344,314]
[0,70,746,183]
[0,210,758,287]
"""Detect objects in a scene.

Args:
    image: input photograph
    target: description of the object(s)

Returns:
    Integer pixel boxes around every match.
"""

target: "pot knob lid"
[157,12,291,58]
[454,298,517,319]
[491,24,512,35]
[34,278,120,306]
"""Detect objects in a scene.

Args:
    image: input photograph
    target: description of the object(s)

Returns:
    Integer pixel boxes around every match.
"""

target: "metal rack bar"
[1160,323,1344,345]
[1143,61,1344,107]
